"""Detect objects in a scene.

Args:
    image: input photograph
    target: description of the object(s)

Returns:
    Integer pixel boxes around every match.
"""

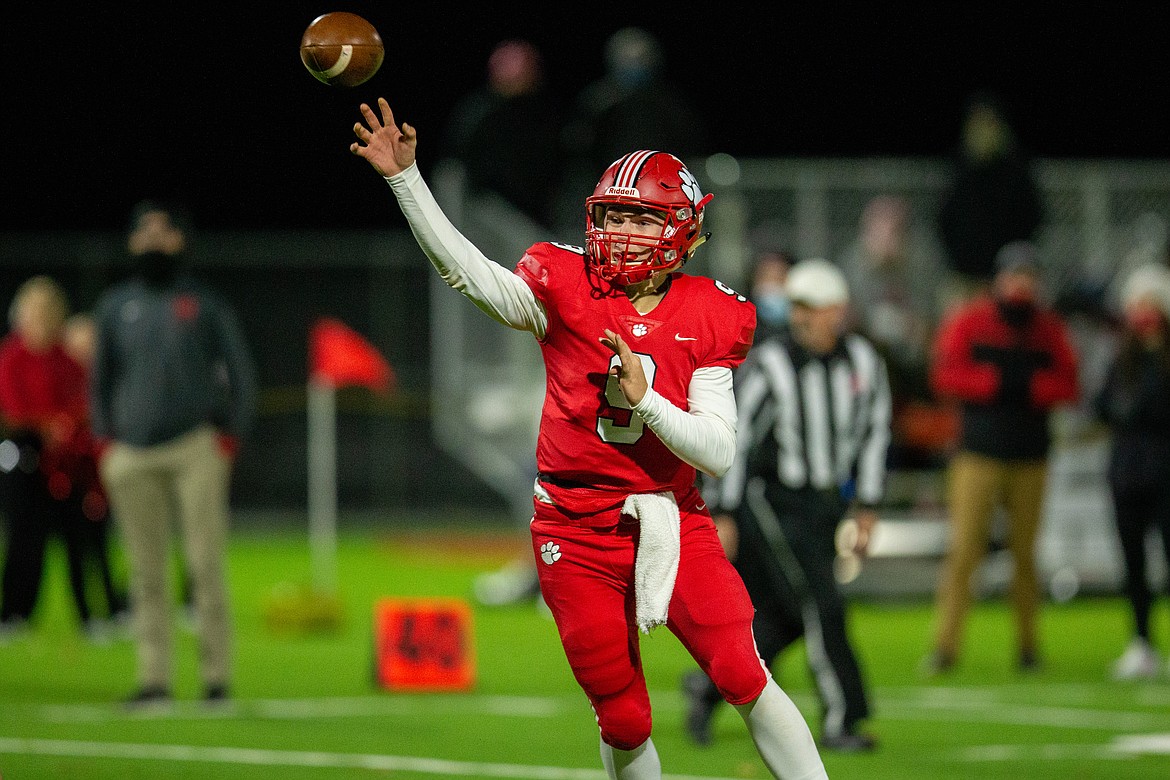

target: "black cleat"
[820,730,878,753]
[124,686,172,709]
[204,684,230,703]
[918,650,956,678]
[1018,649,1042,673]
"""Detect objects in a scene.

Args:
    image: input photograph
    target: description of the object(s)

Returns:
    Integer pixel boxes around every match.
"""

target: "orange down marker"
[374,597,476,691]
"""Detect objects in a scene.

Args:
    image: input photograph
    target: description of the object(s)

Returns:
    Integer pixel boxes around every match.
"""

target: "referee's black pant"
[735,477,872,738]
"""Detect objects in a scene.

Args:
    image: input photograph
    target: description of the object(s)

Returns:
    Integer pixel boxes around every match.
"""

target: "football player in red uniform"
[351,98,827,780]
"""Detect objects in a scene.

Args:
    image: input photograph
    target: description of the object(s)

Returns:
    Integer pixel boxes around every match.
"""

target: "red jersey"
[0,334,87,435]
[0,333,104,502]
[515,242,754,512]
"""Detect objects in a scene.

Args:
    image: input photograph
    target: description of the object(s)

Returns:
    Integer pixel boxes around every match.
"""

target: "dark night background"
[1,3,1167,512]
[5,3,1168,233]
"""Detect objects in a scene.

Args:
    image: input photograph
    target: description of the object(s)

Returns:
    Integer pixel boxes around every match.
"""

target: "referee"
[683,258,892,753]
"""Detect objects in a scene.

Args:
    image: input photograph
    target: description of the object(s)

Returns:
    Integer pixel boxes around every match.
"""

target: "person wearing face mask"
[1093,263,1170,681]
[556,27,707,236]
[565,27,706,176]
[747,249,794,343]
[922,241,1079,676]
[90,200,257,706]
[684,259,891,753]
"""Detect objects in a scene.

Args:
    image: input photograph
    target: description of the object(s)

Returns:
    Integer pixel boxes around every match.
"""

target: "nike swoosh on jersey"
[674,334,697,341]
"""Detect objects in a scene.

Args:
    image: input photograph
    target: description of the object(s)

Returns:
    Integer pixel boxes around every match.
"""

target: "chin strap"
[689,232,711,255]
[680,232,712,267]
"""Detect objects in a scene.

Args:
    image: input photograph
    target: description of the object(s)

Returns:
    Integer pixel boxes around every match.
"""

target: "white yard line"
[10,685,1169,774]
[876,695,1166,731]
[38,694,571,723]
[30,687,1166,734]
[961,733,1170,761]
[0,737,743,780]
[1111,733,1170,755]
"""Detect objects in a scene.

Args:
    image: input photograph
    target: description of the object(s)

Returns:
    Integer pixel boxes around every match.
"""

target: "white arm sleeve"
[632,365,737,477]
[385,163,547,337]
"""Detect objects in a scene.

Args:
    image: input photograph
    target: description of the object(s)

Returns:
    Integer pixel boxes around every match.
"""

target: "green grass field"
[1,514,1168,779]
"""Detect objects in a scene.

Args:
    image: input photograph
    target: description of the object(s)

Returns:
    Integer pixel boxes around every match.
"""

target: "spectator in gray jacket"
[91,199,257,706]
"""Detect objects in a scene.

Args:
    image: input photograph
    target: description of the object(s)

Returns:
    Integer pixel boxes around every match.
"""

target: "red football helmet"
[585,150,713,286]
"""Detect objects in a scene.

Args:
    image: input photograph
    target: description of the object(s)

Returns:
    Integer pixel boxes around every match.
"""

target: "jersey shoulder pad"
[516,241,586,294]
[688,276,755,368]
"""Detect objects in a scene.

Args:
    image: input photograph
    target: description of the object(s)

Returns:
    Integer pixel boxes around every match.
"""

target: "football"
[299,12,384,88]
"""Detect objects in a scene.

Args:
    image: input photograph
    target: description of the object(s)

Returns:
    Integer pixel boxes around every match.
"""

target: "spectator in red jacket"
[0,276,118,642]
[922,242,1079,675]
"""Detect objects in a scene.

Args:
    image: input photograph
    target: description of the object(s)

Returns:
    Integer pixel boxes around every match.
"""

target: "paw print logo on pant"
[540,541,561,565]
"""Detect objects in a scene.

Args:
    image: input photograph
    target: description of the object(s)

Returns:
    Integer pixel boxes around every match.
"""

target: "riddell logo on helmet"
[605,186,639,197]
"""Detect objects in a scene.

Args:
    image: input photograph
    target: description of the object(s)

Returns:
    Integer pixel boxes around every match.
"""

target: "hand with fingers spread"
[350,97,417,177]
[599,328,648,406]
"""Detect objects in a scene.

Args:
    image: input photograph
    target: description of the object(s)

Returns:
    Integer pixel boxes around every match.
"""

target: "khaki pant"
[100,425,232,691]
[932,451,1048,660]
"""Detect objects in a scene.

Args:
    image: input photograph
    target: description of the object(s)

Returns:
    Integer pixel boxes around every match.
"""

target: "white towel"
[623,492,682,634]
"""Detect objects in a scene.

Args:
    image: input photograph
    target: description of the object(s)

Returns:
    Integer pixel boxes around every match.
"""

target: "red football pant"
[531,486,767,750]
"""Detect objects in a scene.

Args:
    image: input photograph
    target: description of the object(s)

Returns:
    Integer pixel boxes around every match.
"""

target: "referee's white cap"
[785,258,849,308]
[1122,262,1170,320]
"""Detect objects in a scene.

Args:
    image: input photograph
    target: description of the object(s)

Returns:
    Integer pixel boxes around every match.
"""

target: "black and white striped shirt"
[717,331,892,512]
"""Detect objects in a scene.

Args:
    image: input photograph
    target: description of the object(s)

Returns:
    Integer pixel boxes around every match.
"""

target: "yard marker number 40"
[374,597,476,691]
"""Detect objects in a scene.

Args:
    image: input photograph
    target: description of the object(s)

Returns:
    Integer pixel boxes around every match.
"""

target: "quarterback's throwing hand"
[350,97,417,177]
[600,328,648,406]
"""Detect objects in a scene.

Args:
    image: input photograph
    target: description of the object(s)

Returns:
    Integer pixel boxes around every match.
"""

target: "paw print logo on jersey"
[540,541,562,565]
[631,323,648,337]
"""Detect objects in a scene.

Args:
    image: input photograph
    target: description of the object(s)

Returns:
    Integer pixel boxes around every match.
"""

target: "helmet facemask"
[584,151,712,287]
